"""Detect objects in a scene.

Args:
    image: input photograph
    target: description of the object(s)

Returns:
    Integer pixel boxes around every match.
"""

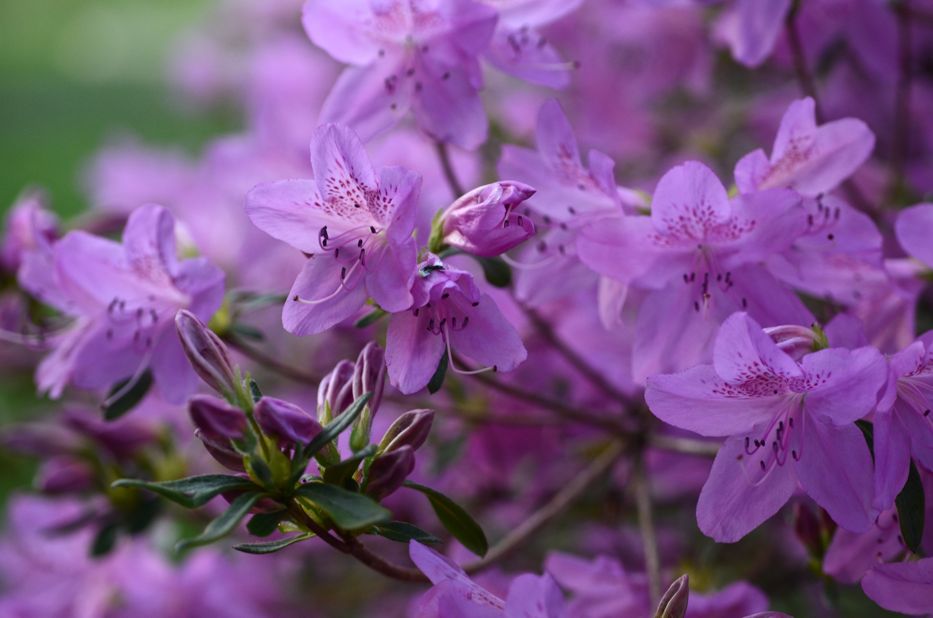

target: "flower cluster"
[0,0,932,616]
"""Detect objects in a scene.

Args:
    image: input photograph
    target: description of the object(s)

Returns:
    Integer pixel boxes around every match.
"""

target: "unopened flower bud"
[654,574,689,618]
[378,409,434,454]
[762,324,826,359]
[189,395,246,442]
[439,181,536,257]
[353,342,386,413]
[365,446,415,500]
[36,456,94,495]
[255,397,323,445]
[175,310,237,398]
[793,502,824,558]
[317,360,354,424]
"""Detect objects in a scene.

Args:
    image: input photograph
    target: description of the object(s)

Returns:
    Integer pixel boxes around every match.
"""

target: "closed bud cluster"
[365,409,434,500]
[189,395,247,471]
[350,342,386,452]
[655,574,689,618]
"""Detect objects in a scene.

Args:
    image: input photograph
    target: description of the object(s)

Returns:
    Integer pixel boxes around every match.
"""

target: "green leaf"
[112,475,258,509]
[177,491,263,551]
[355,308,387,328]
[371,521,441,545]
[295,483,391,531]
[90,522,119,557]
[302,393,371,460]
[427,353,448,394]
[895,461,925,553]
[322,444,377,486]
[233,533,312,555]
[230,323,265,341]
[247,511,285,537]
[402,482,487,557]
[474,256,512,288]
[101,370,153,420]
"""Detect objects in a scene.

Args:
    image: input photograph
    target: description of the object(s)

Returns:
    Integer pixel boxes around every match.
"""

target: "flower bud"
[378,409,434,454]
[317,360,354,424]
[440,181,536,257]
[1,189,57,274]
[365,446,415,500]
[36,456,95,495]
[793,502,824,558]
[255,396,323,445]
[654,574,689,618]
[353,342,386,413]
[175,310,238,398]
[189,395,246,442]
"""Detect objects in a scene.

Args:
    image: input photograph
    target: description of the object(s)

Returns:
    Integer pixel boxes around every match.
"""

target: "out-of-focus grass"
[0,0,235,503]
[0,0,236,217]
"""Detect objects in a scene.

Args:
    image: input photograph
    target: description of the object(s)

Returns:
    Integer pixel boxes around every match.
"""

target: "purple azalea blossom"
[646,312,887,542]
[246,123,421,334]
[18,204,224,403]
[896,203,933,268]
[734,97,875,197]
[823,508,906,585]
[498,99,643,306]
[481,0,583,88]
[872,332,933,510]
[385,254,526,394]
[303,0,498,149]
[578,161,811,381]
[1,189,57,275]
[440,180,536,257]
[409,540,567,617]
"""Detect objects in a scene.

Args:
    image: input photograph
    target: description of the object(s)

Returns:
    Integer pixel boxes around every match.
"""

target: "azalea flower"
[734,97,875,197]
[385,254,526,394]
[18,204,224,403]
[645,312,886,542]
[873,332,933,510]
[578,161,811,381]
[303,0,498,149]
[246,123,421,334]
[439,180,536,257]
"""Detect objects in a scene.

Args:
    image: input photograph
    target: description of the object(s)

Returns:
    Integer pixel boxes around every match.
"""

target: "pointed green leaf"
[90,522,120,557]
[427,354,448,394]
[355,308,387,328]
[102,370,153,420]
[371,521,441,545]
[403,481,487,557]
[112,475,258,509]
[247,510,286,537]
[295,483,391,531]
[322,444,377,486]
[895,461,925,553]
[233,533,312,555]
[474,256,512,288]
[177,491,263,551]
[302,393,371,459]
[230,323,265,341]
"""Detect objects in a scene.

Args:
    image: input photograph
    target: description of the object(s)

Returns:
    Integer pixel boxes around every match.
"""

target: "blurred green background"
[0,0,233,218]
[0,0,234,503]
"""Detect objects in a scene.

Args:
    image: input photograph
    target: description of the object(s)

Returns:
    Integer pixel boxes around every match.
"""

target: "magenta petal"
[861,557,933,616]
[311,123,379,205]
[411,60,488,150]
[504,573,566,617]
[448,293,527,372]
[713,312,801,384]
[301,0,382,65]
[149,330,198,405]
[796,414,874,533]
[647,365,781,438]
[486,31,571,89]
[319,63,412,143]
[651,161,731,239]
[873,408,911,511]
[376,165,421,243]
[364,238,416,313]
[246,179,335,254]
[536,98,582,171]
[697,433,797,542]
[734,149,770,194]
[282,257,368,336]
[577,216,660,283]
[385,309,446,395]
[53,232,135,312]
[122,204,179,284]
[896,203,933,268]
[801,347,887,425]
[723,0,791,67]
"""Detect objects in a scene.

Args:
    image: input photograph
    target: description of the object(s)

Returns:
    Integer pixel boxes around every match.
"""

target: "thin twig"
[464,440,627,573]
[633,456,662,608]
[786,0,822,122]
[435,141,466,197]
[649,434,720,457]
[224,335,321,385]
[890,0,913,199]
